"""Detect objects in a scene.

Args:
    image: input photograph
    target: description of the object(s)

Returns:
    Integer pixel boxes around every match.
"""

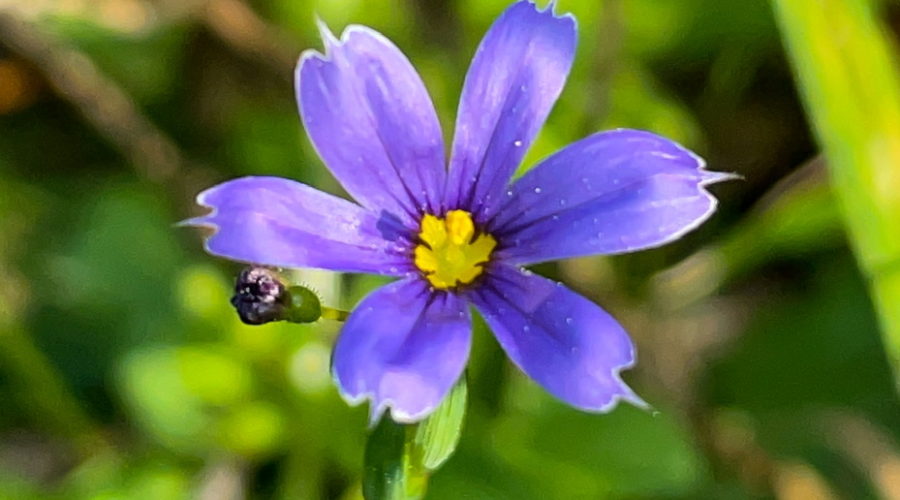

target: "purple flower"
[186,1,731,422]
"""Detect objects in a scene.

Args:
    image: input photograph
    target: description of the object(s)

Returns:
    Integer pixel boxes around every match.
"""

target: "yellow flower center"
[413,210,497,289]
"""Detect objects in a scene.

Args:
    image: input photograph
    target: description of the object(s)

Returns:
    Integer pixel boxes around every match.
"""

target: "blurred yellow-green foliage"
[1,0,899,498]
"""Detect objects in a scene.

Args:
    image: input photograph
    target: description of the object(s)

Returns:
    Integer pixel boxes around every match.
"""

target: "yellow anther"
[445,210,475,245]
[414,210,496,289]
[419,214,447,248]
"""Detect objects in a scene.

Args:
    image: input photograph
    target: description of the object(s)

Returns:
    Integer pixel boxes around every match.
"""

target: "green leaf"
[363,378,468,500]
[363,417,427,500]
[772,0,900,386]
[412,378,467,470]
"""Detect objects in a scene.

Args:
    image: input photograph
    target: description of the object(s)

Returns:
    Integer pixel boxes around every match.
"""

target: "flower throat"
[414,210,496,289]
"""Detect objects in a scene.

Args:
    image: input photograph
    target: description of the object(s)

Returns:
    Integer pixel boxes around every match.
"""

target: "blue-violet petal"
[470,265,645,412]
[184,176,412,275]
[333,279,472,423]
[492,129,733,265]
[445,0,576,222]
[297,24,447,225]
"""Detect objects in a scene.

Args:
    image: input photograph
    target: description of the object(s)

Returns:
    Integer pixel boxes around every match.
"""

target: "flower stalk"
[320,307,349,322]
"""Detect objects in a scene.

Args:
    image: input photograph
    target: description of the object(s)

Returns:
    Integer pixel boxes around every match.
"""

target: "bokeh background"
[1,0,899,498]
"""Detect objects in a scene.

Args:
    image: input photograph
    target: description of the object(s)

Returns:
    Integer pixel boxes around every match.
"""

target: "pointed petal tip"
[701,170,743,186]
[174,215,210,229]
[294,16,340,70]
[315,16,339,49]
[298,21,386,66]
[569,376,649,414]
[335,385,395,428]
[368,402,387,428]
[532,0,554,12]
[620,390,652,412]
[613,375,652,412]
[522,0,574,21]
[582,358,650,414]
[332,374,388,426]
[537,0,577,29]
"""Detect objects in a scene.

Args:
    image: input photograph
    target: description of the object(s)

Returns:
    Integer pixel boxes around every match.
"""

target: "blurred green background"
[1,0,900,498]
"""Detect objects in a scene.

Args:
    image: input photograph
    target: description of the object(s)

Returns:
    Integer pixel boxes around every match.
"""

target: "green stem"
[320,306,350,322]
[0,325,106,453]
[772,0,900,386]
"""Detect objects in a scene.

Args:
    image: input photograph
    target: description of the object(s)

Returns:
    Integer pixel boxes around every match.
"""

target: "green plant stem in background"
[772,0,900,388]
[0,326,104,453]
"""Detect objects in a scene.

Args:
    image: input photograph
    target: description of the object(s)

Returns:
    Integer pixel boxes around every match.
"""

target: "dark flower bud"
[231,267,290,325]
[230,267,326,325]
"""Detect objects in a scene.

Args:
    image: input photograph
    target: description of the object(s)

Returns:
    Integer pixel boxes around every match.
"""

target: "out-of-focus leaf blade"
[772,0,900,383]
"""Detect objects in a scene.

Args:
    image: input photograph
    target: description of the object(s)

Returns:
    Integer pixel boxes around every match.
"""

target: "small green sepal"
[285,285,321,323]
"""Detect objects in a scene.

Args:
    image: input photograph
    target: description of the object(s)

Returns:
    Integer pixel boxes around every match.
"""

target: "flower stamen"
[414,210,496,289]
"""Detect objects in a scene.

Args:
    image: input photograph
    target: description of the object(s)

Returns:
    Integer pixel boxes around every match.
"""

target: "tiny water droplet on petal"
[533,187,542,194]
[514,140,523,147]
